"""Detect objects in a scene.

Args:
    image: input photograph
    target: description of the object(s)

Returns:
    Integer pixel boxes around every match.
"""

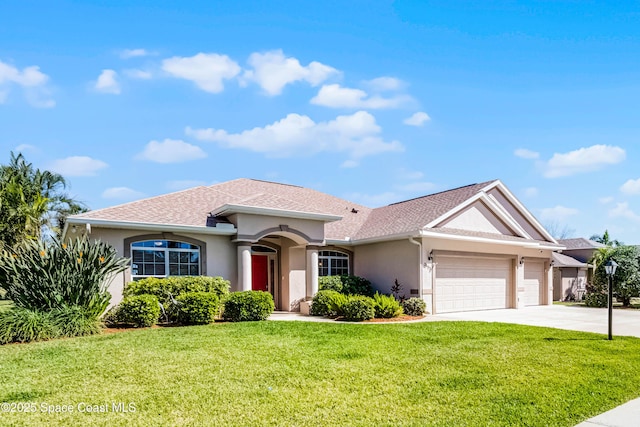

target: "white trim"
[425,192,484,229]
[481,194,533,239]
[211,204,342,222]
[64,217,237,236]
[482,180,558,244]
[420,229,564,250]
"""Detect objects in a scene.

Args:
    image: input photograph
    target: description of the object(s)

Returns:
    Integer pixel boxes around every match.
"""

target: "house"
[64,178,562,314]
[552,238,605,302]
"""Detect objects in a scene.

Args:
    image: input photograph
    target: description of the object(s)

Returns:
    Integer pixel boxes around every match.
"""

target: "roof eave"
[420,229,565,250]
[211,204,343,223]
[65,217,238,236]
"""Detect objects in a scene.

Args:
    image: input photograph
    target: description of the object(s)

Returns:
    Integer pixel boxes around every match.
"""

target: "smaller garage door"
[523,260,544,306]
[435,256,512,313]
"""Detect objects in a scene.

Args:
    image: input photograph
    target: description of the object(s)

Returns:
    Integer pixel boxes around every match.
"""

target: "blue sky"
[2,1,640,242]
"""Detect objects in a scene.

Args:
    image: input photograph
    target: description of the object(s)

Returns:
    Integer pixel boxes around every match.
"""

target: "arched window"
[318,250,350,276]
[131,240,200,279]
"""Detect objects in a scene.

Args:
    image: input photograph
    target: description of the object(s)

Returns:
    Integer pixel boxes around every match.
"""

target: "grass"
[1,322,639,426]
[0,300,13,312]
[555,297,640,309]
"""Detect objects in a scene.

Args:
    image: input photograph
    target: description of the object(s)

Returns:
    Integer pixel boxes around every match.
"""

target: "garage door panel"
[523,261,544,306]
[435,256,512,314]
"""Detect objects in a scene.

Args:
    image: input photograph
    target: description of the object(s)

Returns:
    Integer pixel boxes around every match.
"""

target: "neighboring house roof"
[68,178,560,247]
[558,238,606,250]
[552,252,588,268]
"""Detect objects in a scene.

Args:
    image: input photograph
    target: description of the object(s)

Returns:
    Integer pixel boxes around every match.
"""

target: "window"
[318,250,349,276]
[131,240,200,279]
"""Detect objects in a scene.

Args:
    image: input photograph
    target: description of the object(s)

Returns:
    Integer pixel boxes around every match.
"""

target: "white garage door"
[435,256,512,314]
[523,261,544,306]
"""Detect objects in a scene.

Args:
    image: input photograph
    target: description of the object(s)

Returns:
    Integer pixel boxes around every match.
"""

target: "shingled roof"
[71,178,556,245]
[558,238,605,250]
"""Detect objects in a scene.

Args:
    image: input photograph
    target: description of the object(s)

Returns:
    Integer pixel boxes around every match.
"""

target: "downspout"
[408,237,423,298]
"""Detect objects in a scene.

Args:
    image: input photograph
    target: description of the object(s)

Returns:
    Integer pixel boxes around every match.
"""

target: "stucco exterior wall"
[487,188,545,241]
[78,227,236,305]
[353,240,419,296]
[439,200,515,235]
[230,213,325,244]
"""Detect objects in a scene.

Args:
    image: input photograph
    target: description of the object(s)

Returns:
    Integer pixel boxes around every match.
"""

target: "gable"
[436,200,517,236]
[485,187,547,241]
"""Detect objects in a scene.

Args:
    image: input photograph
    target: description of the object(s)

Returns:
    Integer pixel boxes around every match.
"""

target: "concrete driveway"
[435,305,640,338]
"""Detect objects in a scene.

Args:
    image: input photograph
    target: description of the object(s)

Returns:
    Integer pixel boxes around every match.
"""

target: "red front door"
[251,255,268,291]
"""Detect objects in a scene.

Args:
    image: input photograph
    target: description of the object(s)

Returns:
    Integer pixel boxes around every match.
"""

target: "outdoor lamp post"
[604,259,618,341]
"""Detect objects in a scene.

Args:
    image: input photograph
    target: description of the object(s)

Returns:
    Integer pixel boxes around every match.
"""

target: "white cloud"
[311,84,410,109]
[621,178,640,195]
[341,160,359,168]
[403,112,431,127]
[599,196,614,204]
[166,180,208,191]
[186,110,403,160]
[0,60,55,107]
[609,202,640,222]
[94,69,121,94]
[539,205,579,222]
[120,48,152,59]
[544,144,626,178]
[397,169,424,181]
[242,50,339,96]
[364,76,404,91]
[137,139,207,163]
[102,187,146,201]
[14,144,37,153]
[49,156,108,177]
[514,148,539,159]
[524,187,539,197]
[123,69,153,79]
[162,53,241,93]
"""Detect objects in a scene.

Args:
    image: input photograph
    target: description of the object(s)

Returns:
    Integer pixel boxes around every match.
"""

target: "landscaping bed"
[1,321,640,426]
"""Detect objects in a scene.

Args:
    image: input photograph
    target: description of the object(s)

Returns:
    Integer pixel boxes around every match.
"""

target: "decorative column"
[237,244,252,292]
[306,248,319,300]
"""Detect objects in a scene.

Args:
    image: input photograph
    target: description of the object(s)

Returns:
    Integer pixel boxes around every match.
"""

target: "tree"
[588,245,640,307]
[589,230,623,247]
[0,152,86,249]
[544,221,575,239]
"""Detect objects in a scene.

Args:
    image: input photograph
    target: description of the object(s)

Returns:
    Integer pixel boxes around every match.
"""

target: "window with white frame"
[318,250,349,276]
[131,240,200,279]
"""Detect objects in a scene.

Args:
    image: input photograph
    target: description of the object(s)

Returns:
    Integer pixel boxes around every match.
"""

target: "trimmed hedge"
[373,293,403,318]
[584,292,607,308]
[176,292,219,325]
[124,276,230,301]
[402,297,427,316]
[318,275,374,297]
[108,294,161,328]
[222,291,274,322]
[310,290,343,316]
[342,296,375,321]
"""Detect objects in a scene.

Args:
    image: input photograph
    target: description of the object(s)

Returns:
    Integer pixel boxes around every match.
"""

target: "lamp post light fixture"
[604,259,618,341]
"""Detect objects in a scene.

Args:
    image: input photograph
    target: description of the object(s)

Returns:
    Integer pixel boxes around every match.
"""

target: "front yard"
[1,321,640,426]
[0,300,13,312]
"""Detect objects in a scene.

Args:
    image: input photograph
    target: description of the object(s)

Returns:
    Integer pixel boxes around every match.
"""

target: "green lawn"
[0,300,13,312]
[1,322,640,426]
[555,297,640,309]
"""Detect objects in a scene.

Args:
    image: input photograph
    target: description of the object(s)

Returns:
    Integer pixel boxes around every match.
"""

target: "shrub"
[318,276,344,293]
[373,293,403,318]
[0,307,56,344]
[340,275,374,297]
[115,294,161,327]
[584,292,608,308]
[328,292,349,317]
[222,291,274,322]
[310,290,343,316]
[0,238,129,318]
[402,297,427,316]
[342,296,375,321]
[124,276,230,301]
[49,305,102,337]
[176,292,219,325]
[318,275,374,297]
